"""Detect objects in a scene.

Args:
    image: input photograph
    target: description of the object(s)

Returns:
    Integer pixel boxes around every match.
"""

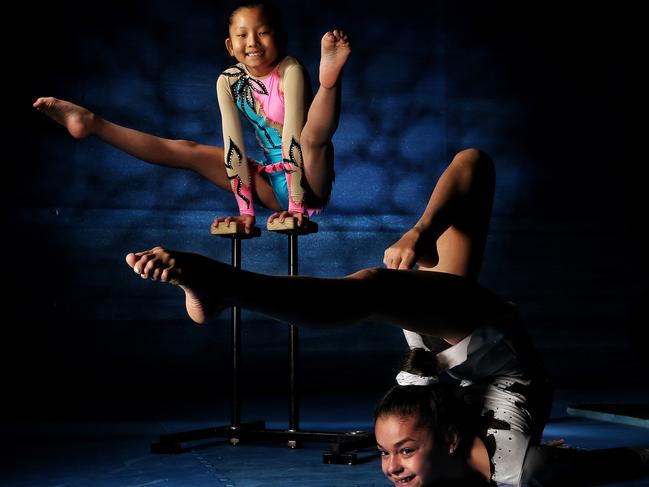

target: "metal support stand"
[151,222,263,453]
[150,220,374,464]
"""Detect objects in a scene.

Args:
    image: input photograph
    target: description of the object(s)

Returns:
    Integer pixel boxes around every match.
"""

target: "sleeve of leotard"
[279,59,308,214]
[216,72,255,216]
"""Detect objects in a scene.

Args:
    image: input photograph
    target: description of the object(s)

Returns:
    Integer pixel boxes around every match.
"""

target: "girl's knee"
[302,144,334,207]
[451,148,495,186]
[454,148,494,171]
[300,132,329,152]
[345,267,381,281]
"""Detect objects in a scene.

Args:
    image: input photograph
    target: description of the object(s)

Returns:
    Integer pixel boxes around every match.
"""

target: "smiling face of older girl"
[376,413,437,487]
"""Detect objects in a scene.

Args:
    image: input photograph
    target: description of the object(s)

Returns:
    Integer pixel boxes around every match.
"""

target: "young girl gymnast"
[34,0,350,232]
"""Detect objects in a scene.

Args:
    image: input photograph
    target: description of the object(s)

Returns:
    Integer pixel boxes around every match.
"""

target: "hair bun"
[400,347,439,376]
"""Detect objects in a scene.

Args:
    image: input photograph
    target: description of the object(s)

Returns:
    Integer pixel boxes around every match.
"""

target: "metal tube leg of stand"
[288,233,299,431]
[289,233,298,277]
[231,237,242,428]
[288,324,299,431]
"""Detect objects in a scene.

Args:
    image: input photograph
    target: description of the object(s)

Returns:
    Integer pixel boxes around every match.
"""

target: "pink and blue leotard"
[216,56,313,216]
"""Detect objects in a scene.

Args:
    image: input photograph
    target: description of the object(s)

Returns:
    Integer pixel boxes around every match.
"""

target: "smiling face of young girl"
[225,5,281,77]
[376,413,436,487]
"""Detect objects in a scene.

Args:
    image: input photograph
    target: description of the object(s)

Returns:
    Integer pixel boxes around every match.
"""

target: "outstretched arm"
[126,247,511,344]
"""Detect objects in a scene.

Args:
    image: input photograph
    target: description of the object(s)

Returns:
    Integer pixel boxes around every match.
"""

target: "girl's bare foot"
[33,97,96,139]
[319,30,351,89]
[125,247,231,324]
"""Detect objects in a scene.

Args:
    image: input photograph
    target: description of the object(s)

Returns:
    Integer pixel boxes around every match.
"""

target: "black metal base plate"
[151,420,375,464]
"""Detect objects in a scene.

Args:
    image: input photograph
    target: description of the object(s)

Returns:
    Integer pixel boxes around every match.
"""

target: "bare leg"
[125,247,512,343]
[33,97,281,210]
[384,148,495,280]
[299,31,350,205]
[125,248,230,324]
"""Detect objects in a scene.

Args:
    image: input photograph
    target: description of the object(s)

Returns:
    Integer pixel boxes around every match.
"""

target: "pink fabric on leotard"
[251,66,285,126]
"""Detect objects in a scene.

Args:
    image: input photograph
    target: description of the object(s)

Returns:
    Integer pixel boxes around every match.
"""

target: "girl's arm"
[279,58,309,215]
[216,73,255,218]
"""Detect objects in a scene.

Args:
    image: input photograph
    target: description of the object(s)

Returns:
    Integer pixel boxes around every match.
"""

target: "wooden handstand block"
[266,217,319,235]
[210,221,261,238]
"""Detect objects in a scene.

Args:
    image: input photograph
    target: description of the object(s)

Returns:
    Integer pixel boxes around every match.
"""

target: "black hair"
[226,0,288,50]
[400,346,439,377]
[374,348,474,455]
[375,382,454,447]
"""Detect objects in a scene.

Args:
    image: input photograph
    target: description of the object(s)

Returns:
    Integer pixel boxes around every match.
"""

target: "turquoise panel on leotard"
[231,71,289,209]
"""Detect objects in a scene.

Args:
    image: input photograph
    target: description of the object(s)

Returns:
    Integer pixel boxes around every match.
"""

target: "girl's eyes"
[378,448,415,457]
[235,31,269,38]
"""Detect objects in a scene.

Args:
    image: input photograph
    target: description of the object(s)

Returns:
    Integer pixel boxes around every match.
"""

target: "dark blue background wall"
[7,1,645,417]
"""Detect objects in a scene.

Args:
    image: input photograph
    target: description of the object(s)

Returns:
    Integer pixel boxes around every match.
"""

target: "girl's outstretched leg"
[126,247,234,324]
[299,30,351,205]
[125,246,512,343]
[34,97,281,209]
[34,97,229,187]
[428,148,495,279]
[384,149,495,353]
[33,97,95,139]
[384,148,495,279]
[318,30,351,90]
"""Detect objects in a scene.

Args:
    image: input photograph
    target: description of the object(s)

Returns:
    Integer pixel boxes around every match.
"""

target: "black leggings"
[520,445,646,487]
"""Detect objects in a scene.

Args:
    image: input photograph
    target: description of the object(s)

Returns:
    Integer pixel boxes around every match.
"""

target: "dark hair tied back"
[400,347,439,377]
